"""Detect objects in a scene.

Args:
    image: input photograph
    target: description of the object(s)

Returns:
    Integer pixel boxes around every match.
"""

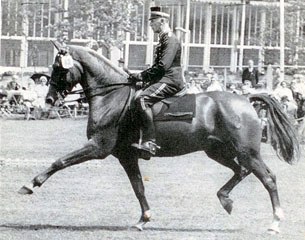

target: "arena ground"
[0,118,304,240]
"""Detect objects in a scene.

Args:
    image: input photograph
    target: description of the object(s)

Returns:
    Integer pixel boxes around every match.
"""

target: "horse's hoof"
[219,196,233,214]
[267,220,280,234]
[132,222,145,231]
[131,211,151,231]
[224,202,233,215]
[18,185,34,195]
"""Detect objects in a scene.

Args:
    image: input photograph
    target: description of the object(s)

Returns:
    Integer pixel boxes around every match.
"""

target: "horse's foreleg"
[118,156,150,231]
[19,140,103,194]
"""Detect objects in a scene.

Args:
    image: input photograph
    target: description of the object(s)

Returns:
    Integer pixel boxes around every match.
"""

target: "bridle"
[49,51,132,100]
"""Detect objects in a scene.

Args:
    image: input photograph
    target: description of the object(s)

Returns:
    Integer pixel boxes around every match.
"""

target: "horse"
[18,41,300,234]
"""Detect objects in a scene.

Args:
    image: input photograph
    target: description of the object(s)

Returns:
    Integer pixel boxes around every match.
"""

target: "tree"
[51,0,144,48]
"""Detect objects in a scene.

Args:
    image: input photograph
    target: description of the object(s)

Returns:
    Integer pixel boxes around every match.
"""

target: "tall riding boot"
[132,107,160,157]
[140,107,155,143]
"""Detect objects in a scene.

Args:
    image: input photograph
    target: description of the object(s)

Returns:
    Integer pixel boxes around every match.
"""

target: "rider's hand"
[128,73,142,83]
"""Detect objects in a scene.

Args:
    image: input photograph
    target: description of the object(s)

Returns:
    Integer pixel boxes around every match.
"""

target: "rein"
[72,82,132,100]
[51,74,132,101]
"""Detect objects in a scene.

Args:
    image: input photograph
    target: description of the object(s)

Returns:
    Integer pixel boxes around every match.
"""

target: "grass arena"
[0,118,304,240]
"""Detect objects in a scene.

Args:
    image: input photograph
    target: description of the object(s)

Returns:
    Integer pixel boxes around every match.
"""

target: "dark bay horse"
[19,42,300,234]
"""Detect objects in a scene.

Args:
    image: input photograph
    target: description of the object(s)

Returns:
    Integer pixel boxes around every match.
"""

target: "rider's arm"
[140,34,179,83]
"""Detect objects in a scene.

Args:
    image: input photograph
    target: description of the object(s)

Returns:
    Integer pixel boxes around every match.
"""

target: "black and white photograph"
[0,0,305,239]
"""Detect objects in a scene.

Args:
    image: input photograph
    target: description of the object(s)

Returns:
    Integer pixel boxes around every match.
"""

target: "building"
[1,0,304,75]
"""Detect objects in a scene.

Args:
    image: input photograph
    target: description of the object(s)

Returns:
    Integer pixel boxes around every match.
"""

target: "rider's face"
[149,18,162,33]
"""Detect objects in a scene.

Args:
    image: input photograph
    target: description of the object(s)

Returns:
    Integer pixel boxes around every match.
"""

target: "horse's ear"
[51,40,62,51]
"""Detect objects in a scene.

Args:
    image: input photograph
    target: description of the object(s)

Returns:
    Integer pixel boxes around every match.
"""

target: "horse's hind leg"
[217,168,250,214]
[118,155,150,231]
[205,141,251,214]
[240,151,284,234]
[18,139,103,194]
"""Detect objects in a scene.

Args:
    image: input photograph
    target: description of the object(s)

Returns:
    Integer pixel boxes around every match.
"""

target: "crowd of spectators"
[0,72,49,119]
[0,71,89,120]
[184,63,305,142]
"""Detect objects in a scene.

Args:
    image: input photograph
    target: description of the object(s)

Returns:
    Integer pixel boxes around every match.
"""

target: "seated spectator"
[241,80,257,96]
[0,71,14,89]
[280,96,298,124]
[6,77,23,105]
[186,80,202,94]
[206,76,224,92]
[228,84,242,95]
[22,82,38,120]
[291,74,305,99]
[272,81,295,103]
[272,81,298,123]
[63,83,82,115]
[6,79,21,91]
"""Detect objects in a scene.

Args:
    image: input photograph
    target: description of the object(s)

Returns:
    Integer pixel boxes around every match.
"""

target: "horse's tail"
[249,94,300,164]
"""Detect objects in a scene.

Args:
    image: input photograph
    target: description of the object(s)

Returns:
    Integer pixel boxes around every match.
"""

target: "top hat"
[149,6,170,20]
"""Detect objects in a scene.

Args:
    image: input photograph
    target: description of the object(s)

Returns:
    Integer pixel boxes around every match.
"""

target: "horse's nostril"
[46,97,54,105]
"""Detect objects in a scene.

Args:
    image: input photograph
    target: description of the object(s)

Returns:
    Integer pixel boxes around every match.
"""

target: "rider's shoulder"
[161,31,178,44]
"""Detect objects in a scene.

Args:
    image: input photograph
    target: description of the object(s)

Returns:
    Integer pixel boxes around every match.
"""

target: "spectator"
[272,81,298,121]
[187,80,202,94]
[291,74,305,99]
[0,71,14,89]
[33,76,49,109]
[242,59,259,87]
[206,75,224,92]
[280,96,297,124]
[184,70,191,83]
[5,75,23,106]
[23,81,38,120]
[6,75,21,91]
[241,80,257,96]
[228,84,241,95]
[63,83,82,116]
[272,81,295,103]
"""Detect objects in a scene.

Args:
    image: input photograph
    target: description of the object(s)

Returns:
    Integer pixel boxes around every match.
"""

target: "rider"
[130,6,184,157]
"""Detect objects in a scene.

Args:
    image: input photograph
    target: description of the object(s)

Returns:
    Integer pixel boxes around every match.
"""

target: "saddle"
[152,92,196,121]
[129,88,196,122]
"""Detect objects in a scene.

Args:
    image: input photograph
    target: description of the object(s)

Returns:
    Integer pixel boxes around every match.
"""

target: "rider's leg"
[133,83,179,154]
[139,104,155,143]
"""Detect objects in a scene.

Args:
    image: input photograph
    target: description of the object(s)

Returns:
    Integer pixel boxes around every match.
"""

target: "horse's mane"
[68,45,129,83]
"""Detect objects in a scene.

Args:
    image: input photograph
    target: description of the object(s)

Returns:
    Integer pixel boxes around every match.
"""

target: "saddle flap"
[152,93,196,121]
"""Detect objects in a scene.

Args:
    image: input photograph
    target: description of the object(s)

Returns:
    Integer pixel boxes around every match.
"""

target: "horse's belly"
[155,120,205,157]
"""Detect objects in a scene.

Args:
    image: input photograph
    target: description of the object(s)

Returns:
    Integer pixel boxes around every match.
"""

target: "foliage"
[51,0,144,48]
